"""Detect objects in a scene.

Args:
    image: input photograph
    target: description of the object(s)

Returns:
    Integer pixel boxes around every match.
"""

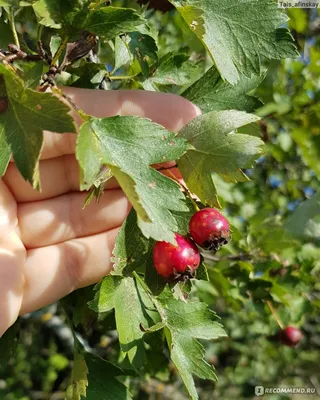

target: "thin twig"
[266,300,284,329]
[203,253,253,262]
[107,75,133,81]
[51,86,88,120]
[51,36,68,66]
[166,169,200,212]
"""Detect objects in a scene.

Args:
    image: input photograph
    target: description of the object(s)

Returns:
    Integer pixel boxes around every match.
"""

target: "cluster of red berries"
[153,208,230,280]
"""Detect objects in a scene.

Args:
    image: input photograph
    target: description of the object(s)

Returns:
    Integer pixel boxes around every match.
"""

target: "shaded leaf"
[85,354,132,400]
[127,32,158,77]
[147,53,197,86]
[0,64,76,188]
[178,110,263,207]
[183,66,264,113]
[83,7,145,39]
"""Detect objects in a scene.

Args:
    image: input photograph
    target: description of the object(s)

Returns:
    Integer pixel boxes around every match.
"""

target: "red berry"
[189,208,230,251]
[279,326,303,347]
[153,233,201,280]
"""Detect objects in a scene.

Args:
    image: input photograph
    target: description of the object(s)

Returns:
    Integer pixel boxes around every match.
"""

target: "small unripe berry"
[189,208,230,251]
[153,233,200,280]
[279,326,303,347]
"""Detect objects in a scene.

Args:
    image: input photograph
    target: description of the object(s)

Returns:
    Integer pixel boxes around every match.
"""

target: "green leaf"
[32,0,62,28]
[65,349,88,400]
[32,0,86,30]
[89,276,155,369]
[112,208,154,276]
[19,61,44,89]
[183,66,264,113]
[77,116,189,243]
[284,193,320,241]
[146,53,197,86]
[157,289,226,399]
[178,110,263,207]
[0,18,14,48]
[85,354,133,400]
[127,32,158,77]
[0,64,76,188]
[83,7,145,39]
[144,250,167,295]
[114,35,131,72]
[169,0,298,84]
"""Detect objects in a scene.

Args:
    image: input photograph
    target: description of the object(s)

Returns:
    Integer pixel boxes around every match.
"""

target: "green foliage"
[0,64,76,188]
[183,66,264,113]
[169,0,298,84]
[77,115,189,242]
[178,111,264,207]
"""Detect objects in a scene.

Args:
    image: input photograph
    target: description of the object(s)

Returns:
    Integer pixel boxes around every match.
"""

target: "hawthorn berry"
[153,233,201,280]
[279,326,303,347]
[189,208,230,251]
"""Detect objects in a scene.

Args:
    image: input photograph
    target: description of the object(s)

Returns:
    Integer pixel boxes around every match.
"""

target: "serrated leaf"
[284,193,320,241]
[0,65,76,188]
[32,0,87,30]
[89,276,155,369]
[178,110,264,206]
[183,66,264,113]
[169,0,298,84]
[77,116,189,242]
[157,289,226,399]
[32,0,62,28]
[83,7,145,39]
[127,32,158,77]
[146,53,197,87]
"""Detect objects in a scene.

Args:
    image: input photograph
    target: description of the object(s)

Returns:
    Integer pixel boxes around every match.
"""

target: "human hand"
[0,88,200,337]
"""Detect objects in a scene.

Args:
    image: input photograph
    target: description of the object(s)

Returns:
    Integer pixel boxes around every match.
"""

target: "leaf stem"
[8,8,20,48]
[166,169,199,211]
[107,75,133,81]
[203,253,253,262]
[51,36,68,66]
[37,24,43,42]
[266,300,284,329]
[51,86,89,121]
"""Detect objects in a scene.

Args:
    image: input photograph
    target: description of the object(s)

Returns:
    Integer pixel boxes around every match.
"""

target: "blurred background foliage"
[0,2,319,399]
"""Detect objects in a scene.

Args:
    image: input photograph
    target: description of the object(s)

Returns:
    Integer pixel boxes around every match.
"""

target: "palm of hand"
[0,88,200,337]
